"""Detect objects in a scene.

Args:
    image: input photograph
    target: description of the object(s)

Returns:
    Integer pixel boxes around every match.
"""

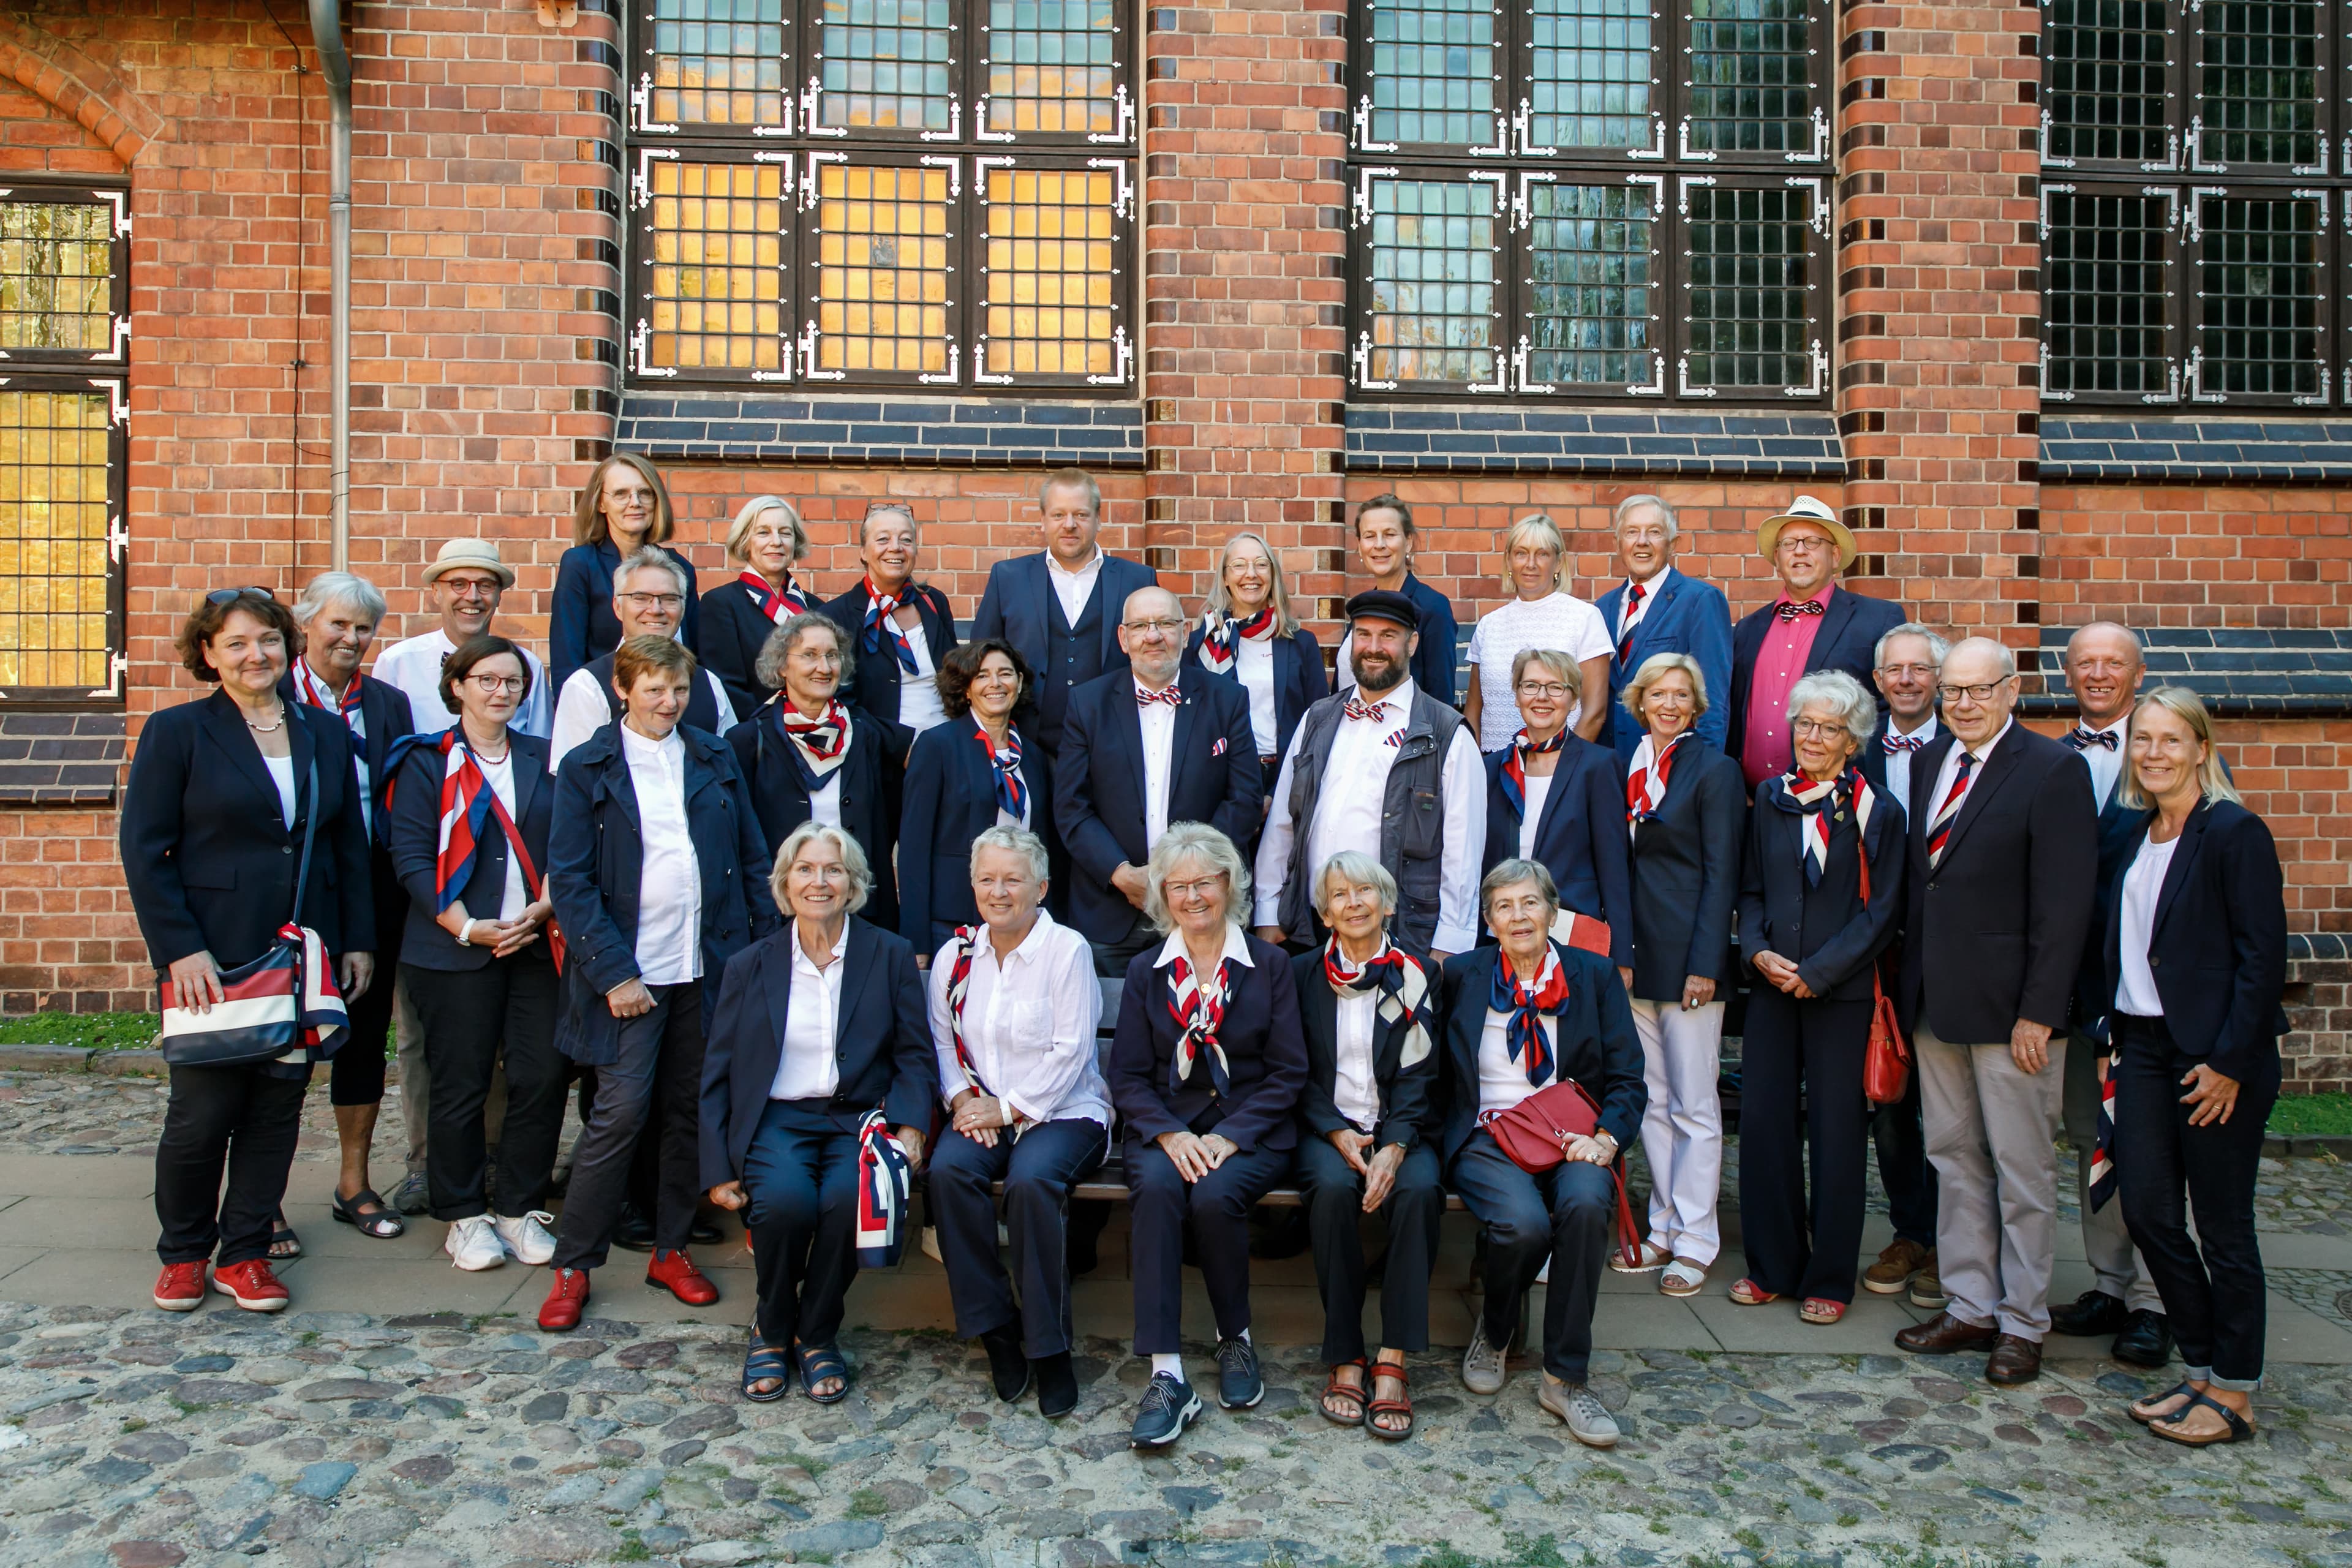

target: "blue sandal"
[797,1343,851,1405]
[741,1330,793,1403]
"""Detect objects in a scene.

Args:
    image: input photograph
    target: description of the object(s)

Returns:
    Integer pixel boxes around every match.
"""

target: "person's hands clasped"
[1158,1129,1234,1183]
[1752,951,1812,998]
[950,1088,1016,1148]
[339,951,375,1003]
[2180,1063,2242,1126]
[2010,1018,2054,1076]
[1563,1131,1616,1166]
[168,949,225,1013]
[1682,975,1717,1010]
[489,899,553,959]
[606,977,655,1019]
[1360,1142,1406,1213]
[707,1180,747,1212]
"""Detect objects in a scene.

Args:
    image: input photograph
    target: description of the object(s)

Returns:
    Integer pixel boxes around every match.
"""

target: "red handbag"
[1854,820,1912,1106]
[1477,1079,1642,1267]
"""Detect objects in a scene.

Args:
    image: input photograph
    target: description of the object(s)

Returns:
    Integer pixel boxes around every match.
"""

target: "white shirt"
[476,750,529,921]
[263,752,297,831]
[1136,680,1178,850]
[1332,984,1381,1133]
[770,922,847,1101]
[1047,548,1105,628]
[372,628,552,740]
[1465,592,1615,750]
[549,667,737,774]
[2114,830,2179,1017]
[899,630,947,734]
[1235,635,1278,757]
[1516,772,1554,862]
[807,772,843,829]
[620,723,702,986]
[1881,711,1938,811]
[1924,717,2015,835]
[926,911,1109,1126]
[295,665,371,834]
[2076,713,2130,810]
[1615,564,1673,648]
[1478,1005,1557,1115]
[1252,679,1490,953]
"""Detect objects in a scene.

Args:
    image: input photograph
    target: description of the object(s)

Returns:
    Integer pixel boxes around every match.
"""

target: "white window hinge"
[1512,337,1553,395]
[2041,110,2073,170]
[1088,157,1133,221]
[1629,174,1665,216]
[804,77,847,137]
[629,318,677,379]
[1352,166,1398,228]
[1677,353,1716,398]
[1512,171,1555,232]
[2040,340,2073,402]
[1787,107,1828,162]
[89,651,126,699]
[1787,175,1829,236]
[2185,185,2223,243]
[1629,352,1665,396]
[1352,95,1396,154]
[1628,116,1666,161]
[630,72,679,134]
[1785,339,1827,398]
[919,99,963,143]
[94,377,127,425]
[801,319,843,380]
[631,147,677,212]
[2294,365,2332,407]
[1086,325,1134,386]
[802,151,848,213]
[1678,174,1714,217]
[2141,358,2182,405]
[1087,84,1135,145]
[99,189,130,238]
[2185,346,2226,404]
[1351,330,1397,391]
[918,341,960,385]
[1678,118,1716,162]
[108,510,129,564]
[920,154,962,200]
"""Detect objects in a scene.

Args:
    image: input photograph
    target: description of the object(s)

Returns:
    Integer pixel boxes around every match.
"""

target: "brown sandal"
[1366,1359,1413,1441]
[1319,1360,1368,1427]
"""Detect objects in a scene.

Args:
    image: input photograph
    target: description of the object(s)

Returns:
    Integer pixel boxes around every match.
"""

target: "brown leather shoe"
[1894,1310,1999,1355]
[1986,1333,2043,1385]
[1862,1238,1929,1295]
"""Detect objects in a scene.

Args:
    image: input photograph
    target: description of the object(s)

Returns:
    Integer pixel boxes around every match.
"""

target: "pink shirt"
[1740,582,1835,788]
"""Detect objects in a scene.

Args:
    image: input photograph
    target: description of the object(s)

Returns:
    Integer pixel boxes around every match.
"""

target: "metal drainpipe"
[307,0,353,570]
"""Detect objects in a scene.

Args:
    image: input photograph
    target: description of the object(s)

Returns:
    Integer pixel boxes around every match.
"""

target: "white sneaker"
[491,1210,557,1266]
[445,1215,506,1272]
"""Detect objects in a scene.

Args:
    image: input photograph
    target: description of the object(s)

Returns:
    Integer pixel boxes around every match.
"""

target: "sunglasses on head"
[205,587,277,606]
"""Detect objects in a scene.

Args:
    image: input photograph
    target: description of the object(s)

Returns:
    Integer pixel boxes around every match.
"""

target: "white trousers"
[1633,997,1725,1267]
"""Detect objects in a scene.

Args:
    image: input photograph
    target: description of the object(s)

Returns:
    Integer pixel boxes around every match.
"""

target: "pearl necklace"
[244,702,287,734]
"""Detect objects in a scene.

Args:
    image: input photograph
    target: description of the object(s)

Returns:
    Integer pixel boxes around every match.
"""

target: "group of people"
[121,464,2289,1456]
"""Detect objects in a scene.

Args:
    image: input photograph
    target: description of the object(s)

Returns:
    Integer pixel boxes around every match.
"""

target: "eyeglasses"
[1515,682,1574,701]
[1123,617,1185,636]
[206,587,276,606]
[1937,680,2013,704]
[438,578,500,600]
[1792,718,1849,739]
[1163,874,1228,900]
[1777,537,1836,554]
[467,674,526,695]
[1877,663,1937,679]
[619,592,685,611]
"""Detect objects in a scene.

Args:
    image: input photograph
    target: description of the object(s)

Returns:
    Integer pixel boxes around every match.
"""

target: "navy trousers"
[1870,1043,1939,1248]
[552,982,705,1272]
[741,1097,869,1348]
[1127,1133,1292,1354]
[1449,1136,1615,1385]
[1295,1134,1443,1363]
[1739,990,1873,1303]
[928,1117,1109,1358]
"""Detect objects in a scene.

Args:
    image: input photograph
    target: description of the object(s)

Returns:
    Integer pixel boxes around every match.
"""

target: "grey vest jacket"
[1276,686,1466,951]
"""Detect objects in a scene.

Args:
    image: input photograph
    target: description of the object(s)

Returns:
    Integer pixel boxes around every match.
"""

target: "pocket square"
[1211,736,1228,756]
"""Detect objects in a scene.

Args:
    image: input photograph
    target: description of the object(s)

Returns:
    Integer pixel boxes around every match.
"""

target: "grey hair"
[1142,822,1251,935]
[1480,857,1559,916]
[292,571,387,627]
[969,824,1050,884]
[725,495,810,565]
[755,611,856,692]
[1613,494,1678,540]
[1621,650,1709,720]
[1509,646,1583,703]
[861,500,921,546]
[1946,635,2019,680]
[1313,850,1398,918]
[769,822,873,914]
[1785,669,1879,748]
[612,545,689,600]
[1874,621,1951,670]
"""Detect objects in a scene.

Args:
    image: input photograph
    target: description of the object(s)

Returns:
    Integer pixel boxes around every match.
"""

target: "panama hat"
[1755,494,1857,570]
[421,537,516,588]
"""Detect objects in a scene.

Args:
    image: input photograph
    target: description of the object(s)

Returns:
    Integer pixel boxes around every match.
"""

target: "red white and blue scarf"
[1499,726,1568,822]
[738,568,811,625]
[776,699,853,792]
[1198,605,1276,676]
[854,1110,912,1267]
[980,726,1027,823]
[1772,766,1875,889]
[942,926,993,1099]
[427,731,564,971]
[1322,935,1434,1074]
[1491,944,1570,1088]
[1625,731,1681,835]
[292,659,362,728]
[1166,952,1232,1097]
[859,578,922,674]
[2090,1038,2119,1212]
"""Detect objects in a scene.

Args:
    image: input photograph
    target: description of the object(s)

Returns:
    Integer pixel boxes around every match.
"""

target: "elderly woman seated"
[699,824,937,1404]
[1294,850,1444,1441]
[924,825,1110,1420]
[1108,821,1308,1449]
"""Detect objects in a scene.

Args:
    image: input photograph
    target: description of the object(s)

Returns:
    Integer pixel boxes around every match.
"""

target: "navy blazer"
[1593,571,1735,761]
[1108,932,1308,1154]
[821,579,958,738]
[726,701,901,932]
[549,540,703,688]
[1054,666,1264,947]
[698,917,939,1188]
[1727,586,1909,773]
[897,717,1055,953]
[2101,799,2289,1088]
[970,549,1160,686]
[1626,739,1746,1000]
[1434,942,1646,1163]
[698,575,819,718]
[1291,945,1439,1151]
[1737,777,1907,1004]
[1182,624,1330,761]
[1479,736,1634,970]
[121,690,375,972]
[545,722,782,1063]
[386,733,557,971]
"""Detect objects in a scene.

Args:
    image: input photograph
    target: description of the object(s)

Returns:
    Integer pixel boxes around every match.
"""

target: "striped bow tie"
[1343,695,1389,723]
[1882,731,1925,755]
[1136,684,1182,708]
[2067,726,2119,752]
[1775,598,1826,622]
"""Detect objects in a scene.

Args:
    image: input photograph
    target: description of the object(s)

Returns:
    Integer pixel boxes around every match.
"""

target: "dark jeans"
[1869,1038,1938,1248]
[326,850,407,1107]
[1088,928,1158,979]
[929,1117,1109,1358]
[1127,1131,1292,1354]
[154,1061,311,1266]
[409,952,565,1222]
[2114,1016,2277,1389]
[1296,1134,1443,1363]
[1450,1136,1616,1385]
[1740,990,1872,1303]
[741,1097,867,1346]
[552,982,705,1272]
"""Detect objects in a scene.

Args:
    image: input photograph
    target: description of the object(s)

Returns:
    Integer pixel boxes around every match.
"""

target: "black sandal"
[330,1188,406,1240]
[2128,1380,2198,1425]
[741,1330,793,1403]
[797,1343,851,1406]
[268,1212,303,1259]
[2149,1390,2256,1447]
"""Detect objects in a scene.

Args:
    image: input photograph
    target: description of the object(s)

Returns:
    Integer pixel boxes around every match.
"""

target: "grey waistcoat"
[1276,687,1466,951]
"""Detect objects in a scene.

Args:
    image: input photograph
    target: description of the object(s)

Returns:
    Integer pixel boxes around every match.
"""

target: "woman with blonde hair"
[1185,530,1328,794]
[701,494,816,715]
[550,453,702,685]
[1463,513,1613,752]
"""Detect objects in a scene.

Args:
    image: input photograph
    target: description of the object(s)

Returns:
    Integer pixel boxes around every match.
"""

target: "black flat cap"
[1345,588,1419,631]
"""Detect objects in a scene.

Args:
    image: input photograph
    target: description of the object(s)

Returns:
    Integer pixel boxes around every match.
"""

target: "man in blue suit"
[1594,494,1733,762]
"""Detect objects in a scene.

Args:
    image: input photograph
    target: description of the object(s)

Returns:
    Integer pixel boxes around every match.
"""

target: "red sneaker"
[211,1258,289,1312]
[540,1267,591,1331]
[645,1248,719,1306]
[153,1261,208,1312]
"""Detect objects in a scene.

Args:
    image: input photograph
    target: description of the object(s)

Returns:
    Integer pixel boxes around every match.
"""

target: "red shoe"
[645,1248,719,1306]
[540,1267,591,1331]
[154,1261,208,1312]
[211,1258,289,1312]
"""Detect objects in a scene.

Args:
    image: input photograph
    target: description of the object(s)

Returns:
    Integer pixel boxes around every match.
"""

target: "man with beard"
[1254,590,1485,959]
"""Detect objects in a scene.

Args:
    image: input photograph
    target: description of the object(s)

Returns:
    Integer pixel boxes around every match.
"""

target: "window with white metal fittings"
[2040,0,2348,407]
[1343,0,1833,403]
[624,0,1137,393]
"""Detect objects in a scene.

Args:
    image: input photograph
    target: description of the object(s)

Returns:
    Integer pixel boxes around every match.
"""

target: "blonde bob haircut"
[573,452,676,548]
[1510,646,1583,701]
[1501,513,1569,591]
[1142,821,1252,935]
[1201,530,1300,638]
[769,821,875,915]
[725,495,810,566]
[2117,686,2242,810]
[1621,650,1711,722]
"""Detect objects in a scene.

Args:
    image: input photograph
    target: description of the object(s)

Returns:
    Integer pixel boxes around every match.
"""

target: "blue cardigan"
[549,540,703,689]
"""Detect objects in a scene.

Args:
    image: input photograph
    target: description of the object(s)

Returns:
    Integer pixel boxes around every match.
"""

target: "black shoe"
[612,1205,657,1254]
[1068,1237,1099,1278]
[1036,1351,1079,1420]
[690,1214,723,1246]
[1214,1335,1263,1411]
[2048,1288,2128,1338]
[2111,1310,2175,1370]
[1130,1371,1202,1449]
[981,1327,1031,1403]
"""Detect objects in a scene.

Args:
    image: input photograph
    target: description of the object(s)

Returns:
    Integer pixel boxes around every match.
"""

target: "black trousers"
[1295,1134,1443,1363]
[154,1061,311,1266]
[2114,1016,2276,1388]
[1739,989,1872,1303]
[551,982,704,1272]
[327,851,408,1107]
[1128,1131,1292,1354]
[1450,1136,1615,1385]
[741,1097,867,1346]
[409,951,565,1222]
[928,1117,1109,1358]
[1869,1040,1938,1248]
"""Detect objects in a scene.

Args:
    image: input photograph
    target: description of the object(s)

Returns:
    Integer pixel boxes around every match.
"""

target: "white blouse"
[262,752,297,831]
[1478,1006,1558,1115]
[770,923,848,1101]
[475,750,528,921]
[1332,986,1381,1133]
[2114,831,2179,1019]
[621,725,702,987]
[1516,772,1554,861]
[925,911,1108,1126]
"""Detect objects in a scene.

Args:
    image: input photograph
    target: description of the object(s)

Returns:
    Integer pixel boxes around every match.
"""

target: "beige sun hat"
[1755,494,1857,571]
[421,537,516,588]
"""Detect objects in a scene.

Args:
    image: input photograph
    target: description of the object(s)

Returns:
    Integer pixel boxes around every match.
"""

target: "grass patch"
[0,1010,158,1052]
[2269,1093,2352,1139]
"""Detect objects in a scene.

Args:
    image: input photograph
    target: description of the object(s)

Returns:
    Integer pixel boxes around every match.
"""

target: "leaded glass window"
[1356,175,1504,388]
[2044,186,2179,399]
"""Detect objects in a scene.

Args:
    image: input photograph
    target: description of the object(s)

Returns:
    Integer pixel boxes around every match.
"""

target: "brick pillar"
[1139,0,1349,625]
[1836,0,2043,646]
